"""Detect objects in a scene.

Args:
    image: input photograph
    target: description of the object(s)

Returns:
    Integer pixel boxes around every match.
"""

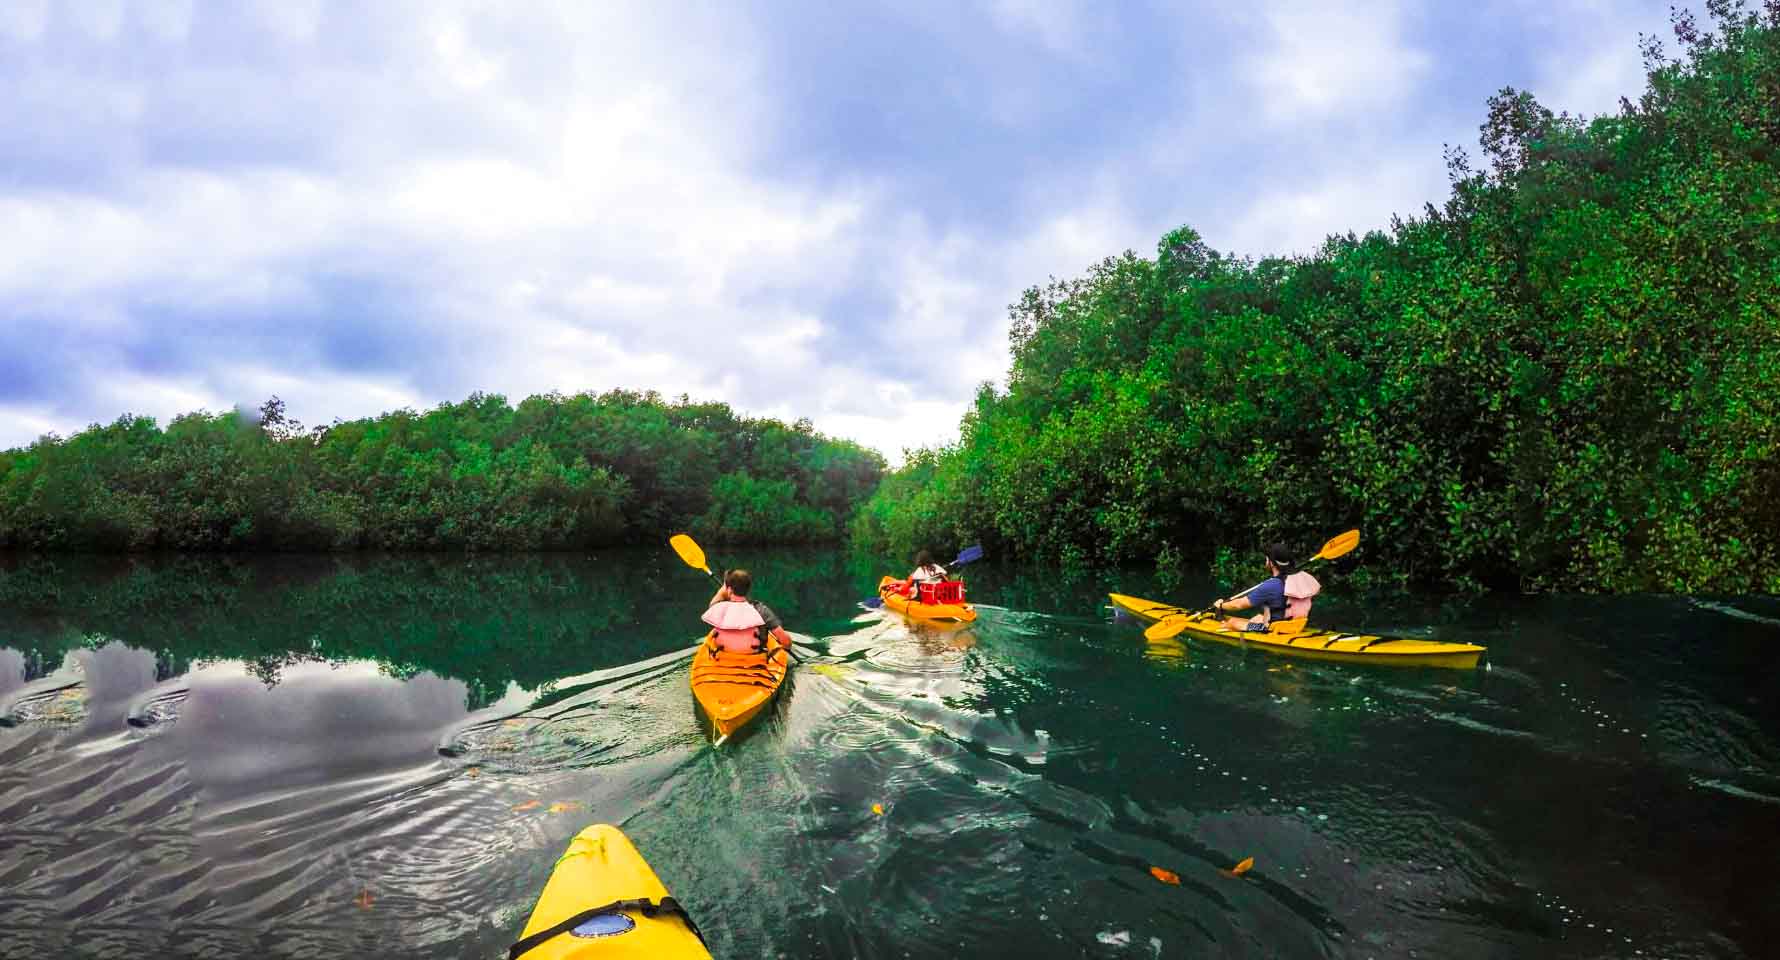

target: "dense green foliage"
[855,6,1780,593]
[0,390,882,550]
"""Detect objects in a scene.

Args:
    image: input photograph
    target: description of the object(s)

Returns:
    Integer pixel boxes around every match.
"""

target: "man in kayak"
[1213,543,1295,632]
[707,569,792,652]
[901,550,948,599]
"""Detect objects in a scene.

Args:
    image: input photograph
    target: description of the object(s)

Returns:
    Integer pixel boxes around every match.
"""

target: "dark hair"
[1264,542,1296,570]
[914,550,933,567]
[725,569,753,597]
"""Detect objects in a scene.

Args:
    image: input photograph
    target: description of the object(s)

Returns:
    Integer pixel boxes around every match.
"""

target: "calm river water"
[2,550,1776,958]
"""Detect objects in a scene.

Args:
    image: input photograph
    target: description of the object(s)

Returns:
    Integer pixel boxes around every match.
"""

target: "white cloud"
[1217,155,1447,259]
[0,405,66,443]
[68,0,124,42]
[1527,2,1672,119]
[990,0,1091,57]
[249,0,324,44]
[136,0,195,44]
[0,170,351,303]
[0,0,48,43]
[1245,0,1432,125]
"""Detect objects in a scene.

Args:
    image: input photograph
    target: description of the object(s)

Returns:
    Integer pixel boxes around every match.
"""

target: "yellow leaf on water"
[1149,866,1181,885]
[464,766,481,779]
[354,888,374,909]
[513,800,542,812]
[871,803,884,815]
[547,802,581,814]
[1231,856,1254,876]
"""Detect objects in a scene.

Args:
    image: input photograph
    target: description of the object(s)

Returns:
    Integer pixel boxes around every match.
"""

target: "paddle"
[861,544,985,609]
[669,533,803,662]
[1142,530,1359,641]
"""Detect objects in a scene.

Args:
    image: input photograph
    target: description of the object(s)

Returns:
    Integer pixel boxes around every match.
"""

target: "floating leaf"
[1149,866,1181,885]
[513,799,542,812]
[871,803,884,815]
[1231,856,1254,876]
[547,802,581,814]
[354,888,374,909]
[465,766,481,779]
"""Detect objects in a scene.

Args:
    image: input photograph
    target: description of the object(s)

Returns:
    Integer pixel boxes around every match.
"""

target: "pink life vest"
[1283,571,1321,620]
[703,600,766,652]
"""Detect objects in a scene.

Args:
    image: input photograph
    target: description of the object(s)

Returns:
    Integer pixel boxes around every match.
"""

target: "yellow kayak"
[1108,593,1486,669]
[688,632,790,744]
[877,576,977,623]
[510,824,711,959]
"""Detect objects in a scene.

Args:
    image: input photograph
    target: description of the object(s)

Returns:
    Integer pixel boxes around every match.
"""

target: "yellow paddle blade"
[1311,529,1360,562]
[669,533,711,575]
[1143,616,1193,641]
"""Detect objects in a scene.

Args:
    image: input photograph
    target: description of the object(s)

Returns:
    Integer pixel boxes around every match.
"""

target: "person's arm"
[1215,593,1253,613]
[709,584,731,606]
[769,625,792,649]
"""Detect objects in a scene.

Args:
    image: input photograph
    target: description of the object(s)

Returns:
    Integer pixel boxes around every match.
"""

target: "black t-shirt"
[748,600,782,632]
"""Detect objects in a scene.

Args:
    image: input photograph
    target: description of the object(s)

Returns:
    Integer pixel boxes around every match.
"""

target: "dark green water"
[2,550,1777,958]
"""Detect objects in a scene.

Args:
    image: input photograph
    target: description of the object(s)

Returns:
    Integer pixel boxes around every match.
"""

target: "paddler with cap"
[1213,542,1302,632]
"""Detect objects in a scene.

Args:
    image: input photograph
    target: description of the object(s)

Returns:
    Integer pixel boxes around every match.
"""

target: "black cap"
[1264,542,1295,569]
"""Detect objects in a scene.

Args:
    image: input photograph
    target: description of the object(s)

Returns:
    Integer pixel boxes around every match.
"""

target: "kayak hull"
[515,824,711,959]
[877,576,977,623]
[689,632,790,741]
[1108,593,1485,669]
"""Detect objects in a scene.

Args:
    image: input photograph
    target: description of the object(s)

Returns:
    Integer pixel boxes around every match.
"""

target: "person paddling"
[1213,543,1295,632]
[705,569,791,653]
[902,550,948,600]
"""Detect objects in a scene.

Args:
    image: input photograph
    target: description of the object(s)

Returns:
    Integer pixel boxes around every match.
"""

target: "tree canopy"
[0,390,883,550]
[853,5,1780,593]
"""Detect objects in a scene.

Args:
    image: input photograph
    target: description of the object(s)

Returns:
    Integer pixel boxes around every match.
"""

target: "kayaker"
[1213,543,1295,632]
[902,550,948,599]
[706,569,791,653]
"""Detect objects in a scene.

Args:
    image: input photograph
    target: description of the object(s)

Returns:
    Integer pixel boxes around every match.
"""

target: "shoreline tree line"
[0,391,883,550]
[853,5,1780,593]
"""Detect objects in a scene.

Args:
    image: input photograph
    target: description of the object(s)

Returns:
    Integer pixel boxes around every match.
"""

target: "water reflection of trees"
[0,548,856,709]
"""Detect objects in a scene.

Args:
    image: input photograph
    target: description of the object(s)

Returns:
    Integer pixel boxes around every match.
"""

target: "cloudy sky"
[0,1,1677,460]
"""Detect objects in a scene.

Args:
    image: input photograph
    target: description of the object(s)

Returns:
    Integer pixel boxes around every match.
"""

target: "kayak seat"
[1268,617,1308,636]
[918,580,965,605]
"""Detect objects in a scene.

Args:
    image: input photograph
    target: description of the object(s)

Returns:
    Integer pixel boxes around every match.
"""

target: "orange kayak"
[876,576,977,623]
[688,632,790,744]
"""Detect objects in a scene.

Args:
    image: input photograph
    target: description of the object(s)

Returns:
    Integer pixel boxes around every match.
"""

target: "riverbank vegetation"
[0,391,882,550]
[853,6,1780,593]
